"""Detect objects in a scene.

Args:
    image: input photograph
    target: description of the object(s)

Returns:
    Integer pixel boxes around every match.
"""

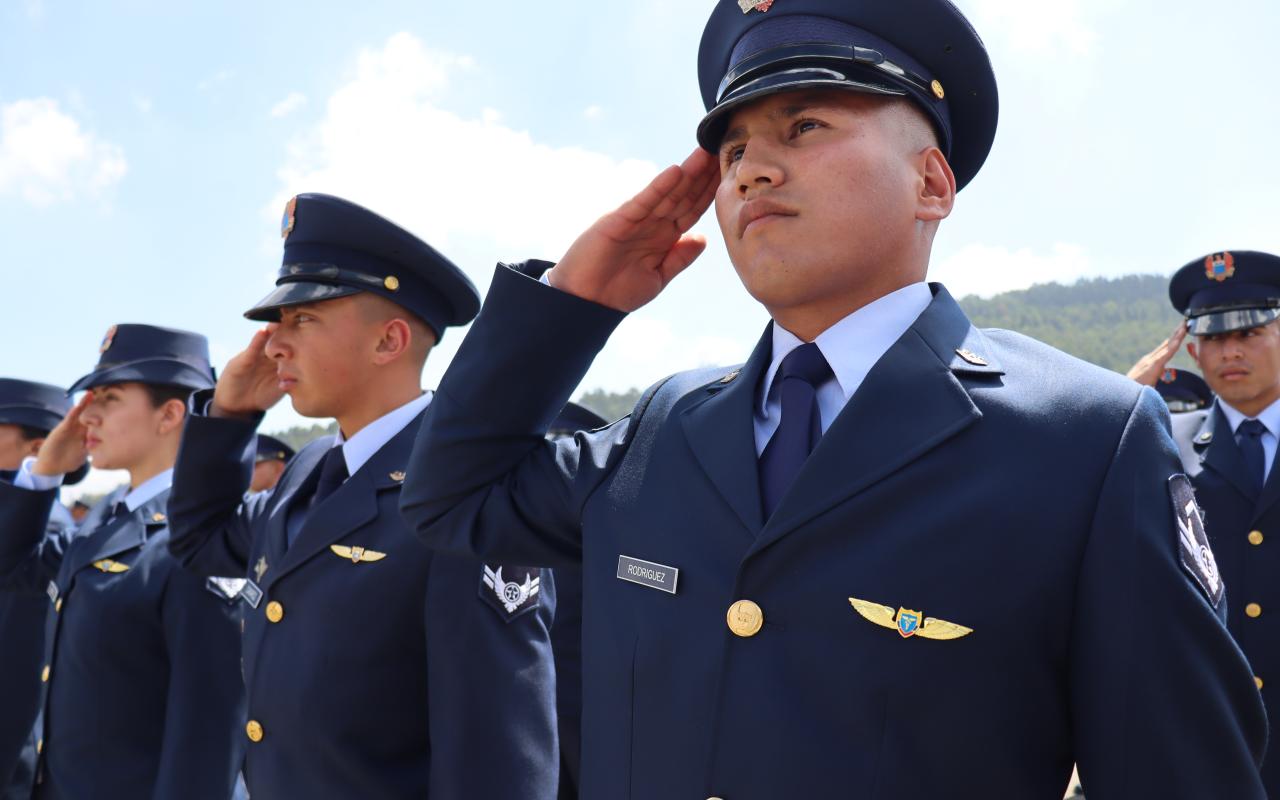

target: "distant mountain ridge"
[957,273,1191,374]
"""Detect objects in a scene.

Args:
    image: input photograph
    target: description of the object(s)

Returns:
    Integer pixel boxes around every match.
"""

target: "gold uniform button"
[54,598,62,613]
[1250,530,1265,546]
[40,665,50,683]
[1256,676,1265,691]
[1247,603,1263,619]
[726,599,764,638]
[246,720,264,742]
[36,740,42,755]
[265,601,284,623]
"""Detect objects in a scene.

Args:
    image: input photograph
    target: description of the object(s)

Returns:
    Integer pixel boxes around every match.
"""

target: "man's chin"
[287,392,333,421]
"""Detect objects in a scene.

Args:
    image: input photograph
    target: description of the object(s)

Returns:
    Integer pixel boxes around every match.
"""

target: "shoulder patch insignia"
[480,564,541,622]
[1169,474,1223,609]
[206,576,248,604]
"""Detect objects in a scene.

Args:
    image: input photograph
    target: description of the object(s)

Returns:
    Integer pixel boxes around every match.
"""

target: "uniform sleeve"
[0,481,71,595]
[167,403,266,577]
[425,553,559,798]
[150,563,246,800]
[1071,388,1268,798]
[400,263,632,568]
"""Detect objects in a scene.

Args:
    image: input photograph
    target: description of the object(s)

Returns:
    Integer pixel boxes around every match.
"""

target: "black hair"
[140,383,196,409]
[16,424,50,441]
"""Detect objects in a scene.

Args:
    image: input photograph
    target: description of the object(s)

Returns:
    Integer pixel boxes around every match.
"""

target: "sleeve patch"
[1169,474,1223,609]
[479,564,541,622]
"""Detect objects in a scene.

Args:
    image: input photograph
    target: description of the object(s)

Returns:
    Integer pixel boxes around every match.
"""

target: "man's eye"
[793,119,823,136]
[722,145,745,164]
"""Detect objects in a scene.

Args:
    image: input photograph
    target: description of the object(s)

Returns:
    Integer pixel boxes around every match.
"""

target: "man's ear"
[916,147,956,223]
[1187,341,1201,366]
[373,318,413,365]
[22,437,46,459]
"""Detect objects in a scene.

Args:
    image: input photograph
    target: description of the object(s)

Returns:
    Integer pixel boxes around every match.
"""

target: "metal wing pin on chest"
[848,597,973,640]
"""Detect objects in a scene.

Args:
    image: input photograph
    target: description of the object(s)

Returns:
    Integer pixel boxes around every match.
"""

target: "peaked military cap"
[245,193,481,339]
[0,378,73,433]
[69,324,215,394]
[697,0,999,190]
[1155,368,1213,413]
[255,434,296,464]
[1169,250,1280,336]
[549,402,608,436]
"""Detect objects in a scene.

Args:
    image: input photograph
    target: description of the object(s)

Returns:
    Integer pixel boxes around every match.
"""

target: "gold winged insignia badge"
[329,545,387,564]
[92,559,130,574]
[848,597,973,640]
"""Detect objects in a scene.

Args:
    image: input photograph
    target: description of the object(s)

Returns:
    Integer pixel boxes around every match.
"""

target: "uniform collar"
[758,281,932,416]
[1216,395,1280,437]
[332,391,433,476]
[123,468,173,512]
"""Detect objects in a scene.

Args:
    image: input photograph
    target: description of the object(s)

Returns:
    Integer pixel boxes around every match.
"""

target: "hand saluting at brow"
[548,147,720,312]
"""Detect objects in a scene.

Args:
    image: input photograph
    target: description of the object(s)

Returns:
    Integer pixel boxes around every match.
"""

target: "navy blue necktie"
[1238,419,1268,492]
[288,447,348,547]
[759,342,833,518]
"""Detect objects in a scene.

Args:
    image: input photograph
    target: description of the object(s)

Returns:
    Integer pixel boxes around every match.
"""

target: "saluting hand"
[33,392,91,477]
[211,327,285,418]
[1126,322,1189,386]
[548,147,720,312]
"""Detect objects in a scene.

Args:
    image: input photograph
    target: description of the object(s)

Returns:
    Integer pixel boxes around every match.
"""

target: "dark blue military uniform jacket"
[0,481,245,800]
[1171,404,1280,795]
[401,265,1267,800]
[167,408,560,800]
[0,476,70,800]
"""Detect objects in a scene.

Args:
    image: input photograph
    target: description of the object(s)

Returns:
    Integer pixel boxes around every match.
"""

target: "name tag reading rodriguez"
[616,555,679,594]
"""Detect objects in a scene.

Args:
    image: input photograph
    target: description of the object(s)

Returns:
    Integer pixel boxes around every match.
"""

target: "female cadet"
[0,324,245,800]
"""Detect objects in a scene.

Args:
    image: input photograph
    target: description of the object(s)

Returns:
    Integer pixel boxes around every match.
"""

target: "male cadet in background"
[0,326,245,800]
[1153,368,1214,414]
[250,433,295,493]
[547,401,607,800]
[0,380,77,800]
[401,1,1267,797]
[1128,250,1280,797]
[166,193,559,800]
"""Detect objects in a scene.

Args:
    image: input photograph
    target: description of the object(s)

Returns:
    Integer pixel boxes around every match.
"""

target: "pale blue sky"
[3,0,1279,494]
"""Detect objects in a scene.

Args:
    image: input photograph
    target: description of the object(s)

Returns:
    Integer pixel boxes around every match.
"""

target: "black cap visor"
[69,359,216,394]
[0,406,61,432]
[244,280,363,322]
[698,67,906,150]
[1188,306,1280,336]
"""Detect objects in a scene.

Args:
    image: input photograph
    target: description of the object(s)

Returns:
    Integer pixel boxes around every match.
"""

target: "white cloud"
[930,242,1106,299]
[270,92,307,119]
[274,31,658,265]
[0,98,127,206]
[583,105,604,120]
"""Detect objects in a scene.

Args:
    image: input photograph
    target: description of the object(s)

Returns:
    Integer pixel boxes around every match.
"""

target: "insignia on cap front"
[99,325,117,355]
[1161,368,1177,384]
[738,0,774,13]
[1204,251,1235,282]
[281,196,298,240]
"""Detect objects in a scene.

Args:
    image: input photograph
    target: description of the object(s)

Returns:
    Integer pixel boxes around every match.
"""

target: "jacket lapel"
[68,487,167,576]
[258,442,329,586]
[749,286,996,557]
[679,330,772,538]
[1197,405,1258,503]
[267,413,419,584]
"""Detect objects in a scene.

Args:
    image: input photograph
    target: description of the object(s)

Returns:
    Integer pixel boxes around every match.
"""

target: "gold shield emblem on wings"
[848,598,973,640]
[329,545,387,564]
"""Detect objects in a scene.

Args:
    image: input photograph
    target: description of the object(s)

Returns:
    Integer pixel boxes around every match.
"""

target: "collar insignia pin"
[254,556,269,582]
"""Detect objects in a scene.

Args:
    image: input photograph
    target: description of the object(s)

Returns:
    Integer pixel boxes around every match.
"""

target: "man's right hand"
[32,392,91,477]
[211,327,285,418]
[547,147,719,312]
[1126,322,1189,387]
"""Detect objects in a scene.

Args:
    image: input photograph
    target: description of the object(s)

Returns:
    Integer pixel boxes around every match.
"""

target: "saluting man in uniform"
[1129,250,1280,797]
[401,1,1267,797]
[0,380,78,800]
[166,193,559,800]
[0,326,245,800]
